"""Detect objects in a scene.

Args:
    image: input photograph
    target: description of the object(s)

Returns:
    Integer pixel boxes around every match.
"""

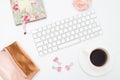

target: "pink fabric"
[0,51,32,80]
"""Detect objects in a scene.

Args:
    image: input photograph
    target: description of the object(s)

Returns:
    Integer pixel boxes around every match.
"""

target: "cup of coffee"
[78,47,112,76]
[89,48,109,67]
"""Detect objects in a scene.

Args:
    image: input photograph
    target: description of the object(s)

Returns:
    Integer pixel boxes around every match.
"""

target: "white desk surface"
[0,0,120,80]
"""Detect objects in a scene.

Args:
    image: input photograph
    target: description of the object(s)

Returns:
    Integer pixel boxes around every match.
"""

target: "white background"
[0,0,120,80]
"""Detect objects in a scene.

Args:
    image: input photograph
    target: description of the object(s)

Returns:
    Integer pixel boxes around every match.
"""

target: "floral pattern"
[11,0,46,25]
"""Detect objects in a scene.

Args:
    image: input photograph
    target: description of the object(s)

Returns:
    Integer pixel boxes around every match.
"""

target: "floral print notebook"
[10,0,46,25]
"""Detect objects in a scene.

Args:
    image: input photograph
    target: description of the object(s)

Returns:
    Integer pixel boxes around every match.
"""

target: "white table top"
[0,0,120,80]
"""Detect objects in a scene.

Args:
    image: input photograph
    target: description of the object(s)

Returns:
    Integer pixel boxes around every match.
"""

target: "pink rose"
[23,15,31,22]
[13,4,19,11]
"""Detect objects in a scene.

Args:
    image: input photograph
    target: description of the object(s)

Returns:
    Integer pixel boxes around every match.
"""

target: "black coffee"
[90,49,107,67]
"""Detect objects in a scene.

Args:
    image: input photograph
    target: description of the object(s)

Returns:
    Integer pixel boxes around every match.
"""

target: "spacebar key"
[59,39,80,49]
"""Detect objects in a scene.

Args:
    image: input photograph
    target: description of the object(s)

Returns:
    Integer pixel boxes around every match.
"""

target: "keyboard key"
[56,22,60,25]
[86,21,90,25]
[82,17,86,21]
[46,35,50,39]
[61,39,65,43]
[61,20,65,24]
[81,37,86,41]
[53,37,57,41]
[51,28,55,32]
[86,16,90,20]
[64,24,68,28]
[86,35,90,39]
[32,30,38,34]
[75,29,79,33]
[70,35,74,40]
[59,30,64,34]
[33,34,37,38]
[44,40,48,44]
[48,39,52,43]
[59,39,80,48]
[60,25,64,29]
[38,47,43,51]
[41,36,45,40]
[35,38,40,42]
[48,44,52,48]
[66,37,70,41]
[57,40,61,45]
[71,31,75,35]
[43,50,48,54]
[48,48,52,52]
[36,42,43,46]
[91,14,96,18]
[75,34,79,38]
[66,32,70,36]
[69,22,73,26]
[81,22,85,26]
[73,25,77,29]
[38,33,42,37]
[43,46,47,50]
[52,23,56,27]
[53,46,58,51]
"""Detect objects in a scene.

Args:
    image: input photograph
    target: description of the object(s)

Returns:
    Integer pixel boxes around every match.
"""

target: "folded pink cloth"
[5,42,39,78]
[0,42,39,80]
[0,51,32,80]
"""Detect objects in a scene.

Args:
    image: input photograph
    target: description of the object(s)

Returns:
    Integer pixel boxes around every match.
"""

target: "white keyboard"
[31,10,102,55]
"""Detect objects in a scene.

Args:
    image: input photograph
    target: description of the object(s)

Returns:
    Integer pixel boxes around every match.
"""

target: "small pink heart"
[53,57,59,62]
[65,65,70,71]
[57,67,62,72]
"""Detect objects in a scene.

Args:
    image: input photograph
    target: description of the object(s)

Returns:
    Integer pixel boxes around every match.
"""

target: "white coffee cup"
[78,48,112,76]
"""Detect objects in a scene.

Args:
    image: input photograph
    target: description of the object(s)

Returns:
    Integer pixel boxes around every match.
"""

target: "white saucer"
[78,50,112,76]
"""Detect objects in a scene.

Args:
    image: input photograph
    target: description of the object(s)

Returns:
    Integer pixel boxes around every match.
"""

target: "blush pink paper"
[0,51,32,80]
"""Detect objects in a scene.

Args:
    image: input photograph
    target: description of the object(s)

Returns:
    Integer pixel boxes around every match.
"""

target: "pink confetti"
[52,66,62,72]
[57,67,62,72]
[53,57,61,65]
[53,57,59,62]
[65,63,73,71]
[65,65,70,71]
